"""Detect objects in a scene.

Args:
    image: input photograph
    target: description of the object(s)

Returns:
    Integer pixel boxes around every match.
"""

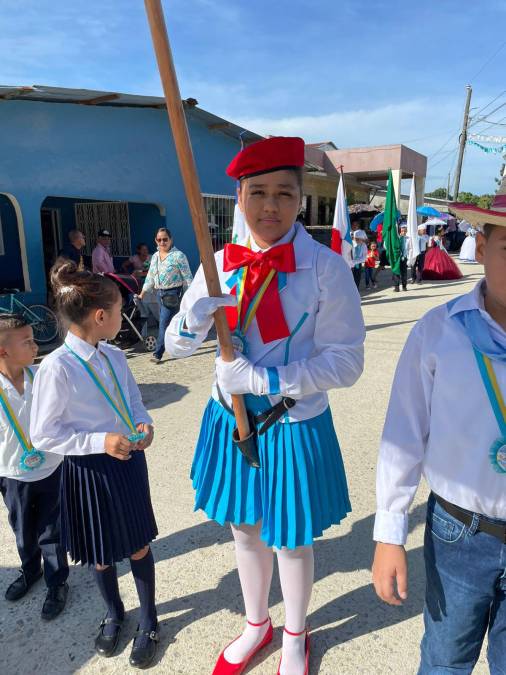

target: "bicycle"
[0,289,59,345]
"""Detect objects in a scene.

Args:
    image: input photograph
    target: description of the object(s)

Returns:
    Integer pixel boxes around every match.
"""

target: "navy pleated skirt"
[61,451,158,566]
[191,397,351,549]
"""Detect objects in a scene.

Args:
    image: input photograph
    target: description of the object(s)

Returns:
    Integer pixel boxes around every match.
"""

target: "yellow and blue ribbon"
[0,368,45,471]
[474,349,506,473]
[65,344,144,442]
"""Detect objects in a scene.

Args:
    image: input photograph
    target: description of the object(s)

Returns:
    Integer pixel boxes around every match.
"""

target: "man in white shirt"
[372,222,506,673]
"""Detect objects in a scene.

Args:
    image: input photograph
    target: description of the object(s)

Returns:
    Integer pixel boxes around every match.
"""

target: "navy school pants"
[0,465,68,588]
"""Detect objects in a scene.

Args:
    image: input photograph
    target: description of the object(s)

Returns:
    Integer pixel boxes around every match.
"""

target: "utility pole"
[446,172,451,201]
[452,84,472,200]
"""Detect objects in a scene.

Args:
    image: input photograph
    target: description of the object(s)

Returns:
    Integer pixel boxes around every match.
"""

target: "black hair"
[50,258,120,325]
[136,242,149,252]
[239,166,304,192]
[0,313,29,337]
[156,228,172,239]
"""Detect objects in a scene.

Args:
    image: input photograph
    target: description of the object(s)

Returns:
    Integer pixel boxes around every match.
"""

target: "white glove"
[215,353,269,396]
[185,295,237,334]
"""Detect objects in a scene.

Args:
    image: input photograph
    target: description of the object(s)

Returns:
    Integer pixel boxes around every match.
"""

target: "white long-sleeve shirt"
[374,280,506,545]
[165,223,365,422]
[0,366,62,481]
[31,332,152,456]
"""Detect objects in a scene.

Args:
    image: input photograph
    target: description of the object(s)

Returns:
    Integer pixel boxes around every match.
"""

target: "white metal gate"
[75,201,131,257]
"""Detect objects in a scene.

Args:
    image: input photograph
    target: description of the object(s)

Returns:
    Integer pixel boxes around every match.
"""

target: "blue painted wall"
[0,100,241,303]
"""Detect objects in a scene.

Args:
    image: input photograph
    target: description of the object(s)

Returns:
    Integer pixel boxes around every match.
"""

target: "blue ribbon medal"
[0,368,45,472]
[473,349,506,474]
[65,345,145,446]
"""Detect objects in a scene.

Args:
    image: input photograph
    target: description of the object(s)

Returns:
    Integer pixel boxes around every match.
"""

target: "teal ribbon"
[473,348,506,437]
[0,393,32,454]
[468,140,506,154]
[65,343,136,433]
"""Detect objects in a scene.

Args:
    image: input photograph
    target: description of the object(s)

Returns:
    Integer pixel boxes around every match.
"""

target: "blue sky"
[1,0,505,195]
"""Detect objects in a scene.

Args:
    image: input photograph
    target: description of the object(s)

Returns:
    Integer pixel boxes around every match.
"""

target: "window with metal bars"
[202,194,235,251]
[75,201,131,256]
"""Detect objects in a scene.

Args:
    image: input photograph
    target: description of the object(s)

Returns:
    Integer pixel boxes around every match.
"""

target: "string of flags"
[467,139,506,154]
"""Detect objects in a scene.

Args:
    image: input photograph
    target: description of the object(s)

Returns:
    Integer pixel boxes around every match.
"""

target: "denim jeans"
[418,493,506,674]
[364,267,375,286]
[154,290,179,359]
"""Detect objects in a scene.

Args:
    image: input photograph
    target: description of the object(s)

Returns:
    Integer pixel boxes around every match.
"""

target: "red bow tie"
[223,242,296,344]
[223,242,296,276]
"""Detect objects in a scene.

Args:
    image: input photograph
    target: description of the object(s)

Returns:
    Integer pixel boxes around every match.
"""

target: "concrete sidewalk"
[0,262,489,674]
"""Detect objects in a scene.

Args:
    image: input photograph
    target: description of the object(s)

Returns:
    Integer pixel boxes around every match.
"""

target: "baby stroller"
[104,273,158,352]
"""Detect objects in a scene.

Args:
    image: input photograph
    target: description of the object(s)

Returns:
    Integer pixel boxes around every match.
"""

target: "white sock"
[276,545,314,675]
[224,522,273,664]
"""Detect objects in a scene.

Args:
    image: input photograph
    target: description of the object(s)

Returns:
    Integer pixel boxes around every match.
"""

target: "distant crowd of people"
[349,217,466,294]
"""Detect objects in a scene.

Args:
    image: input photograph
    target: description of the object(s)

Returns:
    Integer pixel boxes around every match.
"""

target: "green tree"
[456,191,479,205]
[426,187,447,198]
[477,194,494,209]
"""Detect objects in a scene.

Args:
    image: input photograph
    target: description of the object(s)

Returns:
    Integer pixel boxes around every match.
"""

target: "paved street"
[0,261,488,675]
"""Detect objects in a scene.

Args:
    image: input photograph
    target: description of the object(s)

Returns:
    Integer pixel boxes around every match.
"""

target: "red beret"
[226,136,305,180]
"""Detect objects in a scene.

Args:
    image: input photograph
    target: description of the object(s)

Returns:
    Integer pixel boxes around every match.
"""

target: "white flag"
[232,203,249,244]
[331,174,354,267]
[407,175,420,266]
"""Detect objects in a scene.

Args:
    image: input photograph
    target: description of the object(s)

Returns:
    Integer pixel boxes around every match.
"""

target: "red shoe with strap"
[277,627,310,675]
[212,617,273,674]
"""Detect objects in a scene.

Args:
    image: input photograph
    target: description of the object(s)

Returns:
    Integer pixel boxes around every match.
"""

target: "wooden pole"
[144,0,250,439]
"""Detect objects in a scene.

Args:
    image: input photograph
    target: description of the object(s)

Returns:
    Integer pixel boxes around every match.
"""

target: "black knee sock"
[93,565,124,635]
[130,548,157,632]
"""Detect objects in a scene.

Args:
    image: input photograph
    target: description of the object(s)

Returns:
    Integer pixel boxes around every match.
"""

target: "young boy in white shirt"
[0,315,68,620]
[372,222,506,673]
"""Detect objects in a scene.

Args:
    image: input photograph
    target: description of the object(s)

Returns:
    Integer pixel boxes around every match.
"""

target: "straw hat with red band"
[226,136,305,180]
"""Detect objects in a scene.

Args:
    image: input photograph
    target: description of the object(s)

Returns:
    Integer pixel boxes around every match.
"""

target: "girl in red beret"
[166,136,365,674]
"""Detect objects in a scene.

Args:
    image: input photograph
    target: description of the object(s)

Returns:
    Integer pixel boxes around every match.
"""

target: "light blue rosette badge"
[20,448,46,472]
[489,438,506,474]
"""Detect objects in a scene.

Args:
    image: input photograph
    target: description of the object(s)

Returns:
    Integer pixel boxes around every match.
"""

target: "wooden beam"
[82,93,120,105]
[208,122,231,131]
[0,86,34,100]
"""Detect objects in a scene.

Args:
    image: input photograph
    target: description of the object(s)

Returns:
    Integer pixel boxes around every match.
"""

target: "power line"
[429,147,459,170]
[469,101,506,128]
[472,90,506,118]
[472,114,506,134]
[469,39,506,83]
[428,131,459,160]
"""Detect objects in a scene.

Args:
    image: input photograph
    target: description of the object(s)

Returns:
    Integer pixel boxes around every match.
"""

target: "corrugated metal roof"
[0,84,263,143]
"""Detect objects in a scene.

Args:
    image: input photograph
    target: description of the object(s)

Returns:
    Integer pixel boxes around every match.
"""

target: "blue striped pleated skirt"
[191,397,351,549]
[61,451,158,566]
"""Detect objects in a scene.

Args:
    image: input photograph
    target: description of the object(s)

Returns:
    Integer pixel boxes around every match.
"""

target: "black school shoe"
[95,616,125,657]
[5,568,43,602]
[129,624,159,669]
[41,582,69,620]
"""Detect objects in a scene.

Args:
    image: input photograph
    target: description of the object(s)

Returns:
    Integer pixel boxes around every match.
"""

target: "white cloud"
[233,98,504,195]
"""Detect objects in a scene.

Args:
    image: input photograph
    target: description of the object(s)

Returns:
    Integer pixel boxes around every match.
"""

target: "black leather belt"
[434,493,506,544]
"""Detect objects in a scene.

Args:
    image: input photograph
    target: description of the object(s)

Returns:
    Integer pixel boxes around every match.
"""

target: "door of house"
[40,208,62,285]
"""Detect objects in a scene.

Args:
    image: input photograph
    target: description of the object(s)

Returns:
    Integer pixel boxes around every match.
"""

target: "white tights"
[224,522,314,675]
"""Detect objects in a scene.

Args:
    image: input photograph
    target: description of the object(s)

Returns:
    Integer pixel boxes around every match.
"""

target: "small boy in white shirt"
[372,222,506,672]
[0,314,68,620]
[351,221,368,289]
